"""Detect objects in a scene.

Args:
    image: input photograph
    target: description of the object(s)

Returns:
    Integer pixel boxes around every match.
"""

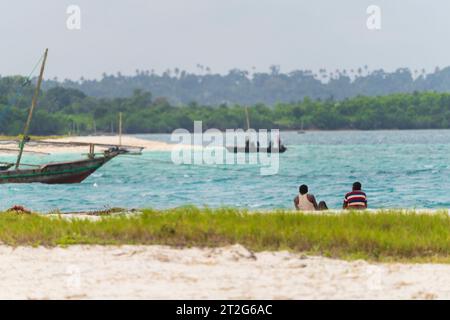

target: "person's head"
[299,184,308,195]
[352,181,362,191]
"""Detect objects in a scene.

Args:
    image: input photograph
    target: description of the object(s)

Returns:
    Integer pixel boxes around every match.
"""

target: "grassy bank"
[1,207,450,262]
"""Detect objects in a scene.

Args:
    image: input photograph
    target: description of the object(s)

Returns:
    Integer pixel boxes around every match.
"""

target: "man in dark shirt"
[343,181,367,210]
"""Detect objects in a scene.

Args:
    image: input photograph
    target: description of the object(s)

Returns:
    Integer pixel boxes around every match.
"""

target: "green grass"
[2,207,450,262]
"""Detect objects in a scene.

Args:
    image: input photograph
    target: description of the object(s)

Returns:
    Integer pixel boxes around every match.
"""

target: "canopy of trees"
[1,75,450,135]
[42,66,450,105]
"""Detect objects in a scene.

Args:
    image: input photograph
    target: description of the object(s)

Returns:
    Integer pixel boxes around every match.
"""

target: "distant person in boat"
[343,182,367,210]
[245,138,250,152]
[275,135,287,152]
[294,184,328,211]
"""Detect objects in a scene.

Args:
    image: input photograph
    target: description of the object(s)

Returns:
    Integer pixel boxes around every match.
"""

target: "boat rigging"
[0,49,143,184]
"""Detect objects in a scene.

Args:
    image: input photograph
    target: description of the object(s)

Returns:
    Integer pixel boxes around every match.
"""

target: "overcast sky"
[0,0,449,79]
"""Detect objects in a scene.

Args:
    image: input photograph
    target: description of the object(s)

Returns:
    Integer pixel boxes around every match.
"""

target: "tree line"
[1,76,450,135]
[42,66,450,105]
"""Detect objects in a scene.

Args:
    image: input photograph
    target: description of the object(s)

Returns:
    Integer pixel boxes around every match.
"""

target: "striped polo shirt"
[344,190,367,208]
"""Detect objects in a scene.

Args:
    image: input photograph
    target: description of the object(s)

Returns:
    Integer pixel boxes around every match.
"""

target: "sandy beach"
[0,135,176,154]
[0,244,447,300]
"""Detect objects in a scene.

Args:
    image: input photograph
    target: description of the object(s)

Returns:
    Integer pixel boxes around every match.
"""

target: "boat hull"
[226,146,287,154]
[0,155,115,184]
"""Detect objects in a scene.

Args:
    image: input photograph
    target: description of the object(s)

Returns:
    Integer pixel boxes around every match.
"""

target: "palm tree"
[174,68,180,78]
[196,64,204,73]
[269,65,280,75]
[357,68,363,77]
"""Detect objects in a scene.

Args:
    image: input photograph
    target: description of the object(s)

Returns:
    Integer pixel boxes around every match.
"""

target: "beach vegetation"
[0,207,450,262]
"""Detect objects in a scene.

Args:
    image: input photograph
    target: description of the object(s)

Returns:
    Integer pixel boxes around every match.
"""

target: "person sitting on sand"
[294,184,327,211]
[343,181,367,210]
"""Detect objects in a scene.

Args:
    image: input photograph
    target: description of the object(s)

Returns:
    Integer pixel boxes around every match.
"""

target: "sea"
[1,130,450,212]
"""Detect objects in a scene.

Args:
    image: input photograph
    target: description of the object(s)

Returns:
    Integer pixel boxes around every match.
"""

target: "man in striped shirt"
[343,182,367,210]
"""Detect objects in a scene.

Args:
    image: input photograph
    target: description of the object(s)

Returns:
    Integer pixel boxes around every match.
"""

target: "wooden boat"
[226,145,287,154]
[1,148,119,184]
[0,49,143,184]
[0,144,142,184]
[226,107,287,153]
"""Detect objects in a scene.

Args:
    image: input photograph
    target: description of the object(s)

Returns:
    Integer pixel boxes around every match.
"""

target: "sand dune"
[0,244,447,300]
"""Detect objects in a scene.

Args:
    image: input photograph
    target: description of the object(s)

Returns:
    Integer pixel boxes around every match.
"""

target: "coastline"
[1,129,448,155]
[51,208,450,220]
[0,135,175,154]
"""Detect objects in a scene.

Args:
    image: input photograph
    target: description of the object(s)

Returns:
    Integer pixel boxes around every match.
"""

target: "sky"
[0,0,449,80]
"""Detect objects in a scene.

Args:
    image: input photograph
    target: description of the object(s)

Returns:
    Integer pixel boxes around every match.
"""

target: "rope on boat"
[25,54,45,83]
[0,52,45,132]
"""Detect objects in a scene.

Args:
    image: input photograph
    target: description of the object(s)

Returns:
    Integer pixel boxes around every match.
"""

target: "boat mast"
[119,112,123,146]
[244,106,250,130]
[15,48,49,169]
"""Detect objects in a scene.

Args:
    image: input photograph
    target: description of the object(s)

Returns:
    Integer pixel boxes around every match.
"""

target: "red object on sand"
[7,205,31,214]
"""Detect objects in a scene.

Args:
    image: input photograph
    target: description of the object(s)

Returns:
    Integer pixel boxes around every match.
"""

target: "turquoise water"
[1,130,450,212]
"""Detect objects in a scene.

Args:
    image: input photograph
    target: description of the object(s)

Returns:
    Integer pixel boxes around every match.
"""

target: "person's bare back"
[294,185,327,211]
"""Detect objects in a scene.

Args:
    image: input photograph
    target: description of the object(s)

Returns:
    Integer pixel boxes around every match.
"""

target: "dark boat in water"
[225,106,287,154]
[0,49,142,184]
[226,144,287,154]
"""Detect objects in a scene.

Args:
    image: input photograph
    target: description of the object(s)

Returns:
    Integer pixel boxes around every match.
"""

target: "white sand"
[0,135,178,154]
[0,244,448,300]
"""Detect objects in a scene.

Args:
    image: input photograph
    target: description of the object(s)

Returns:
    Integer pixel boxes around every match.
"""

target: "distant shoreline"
[1,129,449,154]
[129,128,450,133]
[0,135,175,154]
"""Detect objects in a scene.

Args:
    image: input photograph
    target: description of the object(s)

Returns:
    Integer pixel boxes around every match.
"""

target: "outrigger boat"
[0,49,143,184]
